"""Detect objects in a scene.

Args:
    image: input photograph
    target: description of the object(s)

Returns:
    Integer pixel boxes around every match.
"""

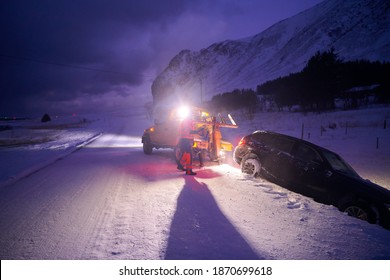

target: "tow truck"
[142,105,238,164]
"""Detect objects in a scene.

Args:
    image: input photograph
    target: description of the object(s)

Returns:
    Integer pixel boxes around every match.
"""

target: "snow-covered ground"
[0,105,390,260]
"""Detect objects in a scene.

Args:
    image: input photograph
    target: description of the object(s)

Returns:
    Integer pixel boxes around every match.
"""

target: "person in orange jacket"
[177,117,197,175]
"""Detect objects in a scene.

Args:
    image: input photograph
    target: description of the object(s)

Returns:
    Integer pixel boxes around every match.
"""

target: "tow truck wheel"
[143,139,153,155]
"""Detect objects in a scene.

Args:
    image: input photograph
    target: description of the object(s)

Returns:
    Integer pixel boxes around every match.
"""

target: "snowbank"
[0,106,389,261]
[0,115,102,187]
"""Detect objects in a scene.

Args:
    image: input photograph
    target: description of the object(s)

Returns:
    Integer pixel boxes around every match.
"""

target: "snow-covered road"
[1,108,390,260]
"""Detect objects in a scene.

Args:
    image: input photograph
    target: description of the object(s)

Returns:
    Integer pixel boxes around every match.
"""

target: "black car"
[233,130,390,229]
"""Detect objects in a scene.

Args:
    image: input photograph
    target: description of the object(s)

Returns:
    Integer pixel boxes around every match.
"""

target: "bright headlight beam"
[177,106,190,120]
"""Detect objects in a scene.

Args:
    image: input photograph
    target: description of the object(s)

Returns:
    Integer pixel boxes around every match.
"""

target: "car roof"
[251,130,334,155]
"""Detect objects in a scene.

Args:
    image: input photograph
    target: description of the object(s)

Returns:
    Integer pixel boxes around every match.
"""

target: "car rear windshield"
[253,132,295,153]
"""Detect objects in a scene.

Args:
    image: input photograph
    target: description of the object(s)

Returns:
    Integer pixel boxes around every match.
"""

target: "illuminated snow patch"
[86,134,142,148]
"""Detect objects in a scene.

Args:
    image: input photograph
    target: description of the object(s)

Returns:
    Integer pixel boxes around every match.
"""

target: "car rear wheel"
[341,202,376,224]
[241,154,261,177]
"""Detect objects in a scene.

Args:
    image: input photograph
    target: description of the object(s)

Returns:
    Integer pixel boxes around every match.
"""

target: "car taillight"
[238,137,246,146]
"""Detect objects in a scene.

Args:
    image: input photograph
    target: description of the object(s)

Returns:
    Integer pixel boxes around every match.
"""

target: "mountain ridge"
[151,0,390,105]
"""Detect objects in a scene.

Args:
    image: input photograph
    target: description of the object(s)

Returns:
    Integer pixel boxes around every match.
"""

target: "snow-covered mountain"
[151,0,390,105]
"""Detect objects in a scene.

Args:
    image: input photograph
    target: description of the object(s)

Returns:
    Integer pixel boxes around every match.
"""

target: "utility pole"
[199,77,203,104]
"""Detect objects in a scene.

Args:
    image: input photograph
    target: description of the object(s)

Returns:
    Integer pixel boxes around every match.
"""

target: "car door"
[290,143,331,201]
[268,136,296,183]
[250,133,277,175]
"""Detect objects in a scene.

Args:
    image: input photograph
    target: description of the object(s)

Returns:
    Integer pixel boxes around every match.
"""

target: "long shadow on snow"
[164,176,263,260]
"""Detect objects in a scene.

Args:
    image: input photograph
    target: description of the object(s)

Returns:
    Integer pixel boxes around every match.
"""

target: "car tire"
[143,139,153,155]
[241,154,261,177]
[340,201,376,224]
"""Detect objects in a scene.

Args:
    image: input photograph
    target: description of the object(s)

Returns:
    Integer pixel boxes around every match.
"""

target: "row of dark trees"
[211,88,258,113]
[212,49,390,113]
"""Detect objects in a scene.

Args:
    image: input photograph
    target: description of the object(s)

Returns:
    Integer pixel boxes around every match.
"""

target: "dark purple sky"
[1,0,323,117]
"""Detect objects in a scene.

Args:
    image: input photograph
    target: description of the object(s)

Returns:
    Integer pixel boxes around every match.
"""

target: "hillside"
[151,0,390,105]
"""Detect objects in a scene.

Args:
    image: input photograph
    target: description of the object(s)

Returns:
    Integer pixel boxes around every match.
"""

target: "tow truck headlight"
[177,106,190,120]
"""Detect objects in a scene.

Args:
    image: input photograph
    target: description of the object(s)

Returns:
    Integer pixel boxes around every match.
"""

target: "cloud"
[0,0,322,117]
[0,0,184,115]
